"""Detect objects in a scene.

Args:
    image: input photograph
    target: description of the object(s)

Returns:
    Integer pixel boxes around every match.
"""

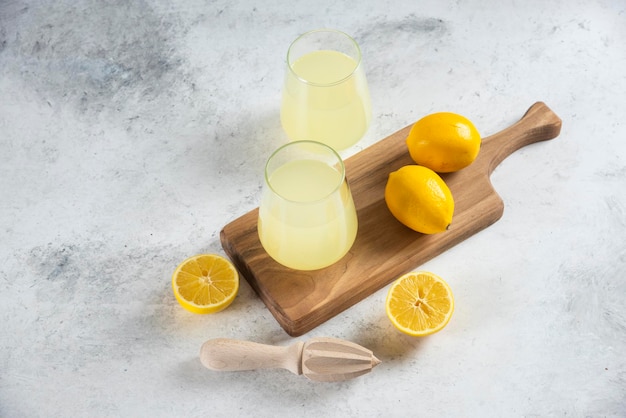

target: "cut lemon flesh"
[386,271,454,336]
[172,254,239,314]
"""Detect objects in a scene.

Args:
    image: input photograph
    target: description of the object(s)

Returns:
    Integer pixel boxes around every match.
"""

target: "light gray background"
[1,0,625,416]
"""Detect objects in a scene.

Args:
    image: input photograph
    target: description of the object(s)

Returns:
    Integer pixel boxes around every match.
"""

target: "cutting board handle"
[484,101,562,175]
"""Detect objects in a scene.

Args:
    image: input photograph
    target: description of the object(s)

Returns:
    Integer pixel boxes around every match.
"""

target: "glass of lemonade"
[258,141,358,270]
[280,29,372,151]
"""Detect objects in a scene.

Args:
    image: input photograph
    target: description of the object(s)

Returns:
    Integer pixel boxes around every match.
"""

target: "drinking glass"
[258,141,358,270]
[280,29,371,151]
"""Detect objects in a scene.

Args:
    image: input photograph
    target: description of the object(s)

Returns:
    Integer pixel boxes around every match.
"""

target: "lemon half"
[172,254,239,314]
[386,271,454,337]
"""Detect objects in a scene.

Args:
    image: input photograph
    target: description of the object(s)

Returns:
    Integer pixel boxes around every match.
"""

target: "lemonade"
[258,157,358,270]
[281,49,371,150]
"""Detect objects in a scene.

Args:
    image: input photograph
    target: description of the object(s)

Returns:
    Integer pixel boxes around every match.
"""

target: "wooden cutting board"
[221,102,562,337]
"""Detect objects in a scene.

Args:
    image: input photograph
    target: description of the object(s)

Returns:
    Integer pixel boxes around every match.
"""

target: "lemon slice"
[172,254,239,314]
[386,271,454,336]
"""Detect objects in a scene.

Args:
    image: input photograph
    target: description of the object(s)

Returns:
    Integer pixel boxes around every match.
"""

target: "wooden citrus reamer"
[200,337,381,382]
[221,102,563,337]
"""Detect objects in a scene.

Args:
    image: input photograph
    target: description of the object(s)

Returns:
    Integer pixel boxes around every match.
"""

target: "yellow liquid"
[281,50,371,150]
[258,159,358,270]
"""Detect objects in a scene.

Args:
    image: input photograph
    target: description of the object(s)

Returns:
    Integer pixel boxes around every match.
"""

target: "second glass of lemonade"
[258,141,358,270]
[280,29,371,151]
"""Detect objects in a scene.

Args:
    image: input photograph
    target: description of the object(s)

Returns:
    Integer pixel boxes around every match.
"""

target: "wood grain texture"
[200,338,304,375]
[221,102,562,336]
[199,337,381,382]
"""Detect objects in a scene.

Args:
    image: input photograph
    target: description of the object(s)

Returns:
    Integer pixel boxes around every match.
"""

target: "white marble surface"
[1,0,625,416]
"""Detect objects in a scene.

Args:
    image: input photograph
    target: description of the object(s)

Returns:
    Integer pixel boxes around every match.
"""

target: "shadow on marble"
[351,313,428,364]
[174,355,365,395]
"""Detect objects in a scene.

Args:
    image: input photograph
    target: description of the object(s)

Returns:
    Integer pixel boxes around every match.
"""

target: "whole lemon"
[384,165,454,234]
[406,112,481,173]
